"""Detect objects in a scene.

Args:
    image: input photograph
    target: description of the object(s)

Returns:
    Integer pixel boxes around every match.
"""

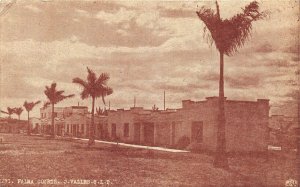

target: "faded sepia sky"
[0,0,299,119]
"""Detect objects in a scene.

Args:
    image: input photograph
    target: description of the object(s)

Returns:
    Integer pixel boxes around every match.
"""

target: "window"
[81,124,84,133]
[124,123,129,137]
[111,123,116,138]
[171,122,176,145]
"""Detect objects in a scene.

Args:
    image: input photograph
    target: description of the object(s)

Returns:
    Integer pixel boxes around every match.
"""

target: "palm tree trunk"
[52,103,56,139]
[27,111,31,136]
[88,97,95,146]
[214,51,229,168]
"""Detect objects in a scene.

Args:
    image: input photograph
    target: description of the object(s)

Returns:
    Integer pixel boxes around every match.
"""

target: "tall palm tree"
[1,107,15,119]
[14,107,23,120]
[44,83,74,138]
[196,1,266,168]
[73,67,113,146]
[24,100,41,135]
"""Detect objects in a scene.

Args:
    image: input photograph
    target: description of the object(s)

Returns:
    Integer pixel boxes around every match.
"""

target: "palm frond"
[101,86,113,105]
[43,102,51,108]
[96,73,110,86]
[56,90,65,96]
[101,94,106,105]
[80,89,90,100]
[55,94,75,104]
[50,82,57,91]
[23,101,29,111]
[14,107,23,115]
[65,94,75,99]
[7,107,15,115]
[34,100,41,106]
[87,67,97,84]
[72,77,88,88]
[1,110,9,115]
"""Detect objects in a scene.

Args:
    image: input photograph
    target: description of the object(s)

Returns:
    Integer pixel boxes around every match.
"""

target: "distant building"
[269,115,298,131]
[268,115,298,149]
[40,106,65,135]
[0,118,27,133]
[39,97,270,152]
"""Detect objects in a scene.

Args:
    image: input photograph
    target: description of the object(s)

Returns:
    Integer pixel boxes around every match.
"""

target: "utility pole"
[134,96,136,107]
[164,90,165,110]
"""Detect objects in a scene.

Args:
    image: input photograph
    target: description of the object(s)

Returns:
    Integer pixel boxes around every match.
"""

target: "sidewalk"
[72,137,189,153]
[31,134,189,153]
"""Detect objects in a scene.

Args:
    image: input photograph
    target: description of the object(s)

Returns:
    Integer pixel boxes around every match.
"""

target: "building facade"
[107,97,269,152]
[39,97,270,152]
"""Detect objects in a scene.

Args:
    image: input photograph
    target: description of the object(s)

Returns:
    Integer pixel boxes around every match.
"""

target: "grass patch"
[0,146,13,151]
[0,133,297,186]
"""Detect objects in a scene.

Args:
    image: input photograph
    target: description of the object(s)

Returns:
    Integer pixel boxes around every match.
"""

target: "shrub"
[186,143,203,153]
[176,136,190,149]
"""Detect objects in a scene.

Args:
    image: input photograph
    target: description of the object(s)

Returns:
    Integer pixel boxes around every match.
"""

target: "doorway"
[144,123,154,145]
[134,123,141,144]
[191,121,203,143]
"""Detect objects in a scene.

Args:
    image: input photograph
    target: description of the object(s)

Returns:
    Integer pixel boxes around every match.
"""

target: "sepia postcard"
[0,0,299,186]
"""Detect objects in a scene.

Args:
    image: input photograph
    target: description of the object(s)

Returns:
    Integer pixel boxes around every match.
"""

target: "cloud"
[284,90,299,101]
[159,8,195,18]
[24,5,42,13]
[226,75,261,89]
[0,0,299,118]
[95,7,135,24]
[255,42,274,53]
[264,59,298,68]
[75,8,89,17]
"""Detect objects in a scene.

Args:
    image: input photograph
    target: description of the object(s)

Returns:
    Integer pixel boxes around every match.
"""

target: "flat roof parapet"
[71,106,88,109]
[206,96,227,100]
[257,99,269,103]
[130,107,143,110]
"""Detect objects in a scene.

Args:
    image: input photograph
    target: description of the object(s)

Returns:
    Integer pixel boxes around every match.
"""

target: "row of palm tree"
[1,67,113,146]
[1,107,17,119]
[1,103,41,134]
[1,107,28,120]
[42,67,113,145]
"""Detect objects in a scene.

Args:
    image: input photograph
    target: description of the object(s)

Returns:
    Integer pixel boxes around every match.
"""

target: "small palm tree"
[14,107,23,120]
[1,107,15,119]
[152,104,159,111]
[24,100,41,135]
[196,1,266,168]
[73,67,113,146]
[44,83,74,138]
[96,107,108,116]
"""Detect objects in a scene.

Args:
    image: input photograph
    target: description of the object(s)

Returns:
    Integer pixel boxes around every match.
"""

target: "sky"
[0,0,299,119]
